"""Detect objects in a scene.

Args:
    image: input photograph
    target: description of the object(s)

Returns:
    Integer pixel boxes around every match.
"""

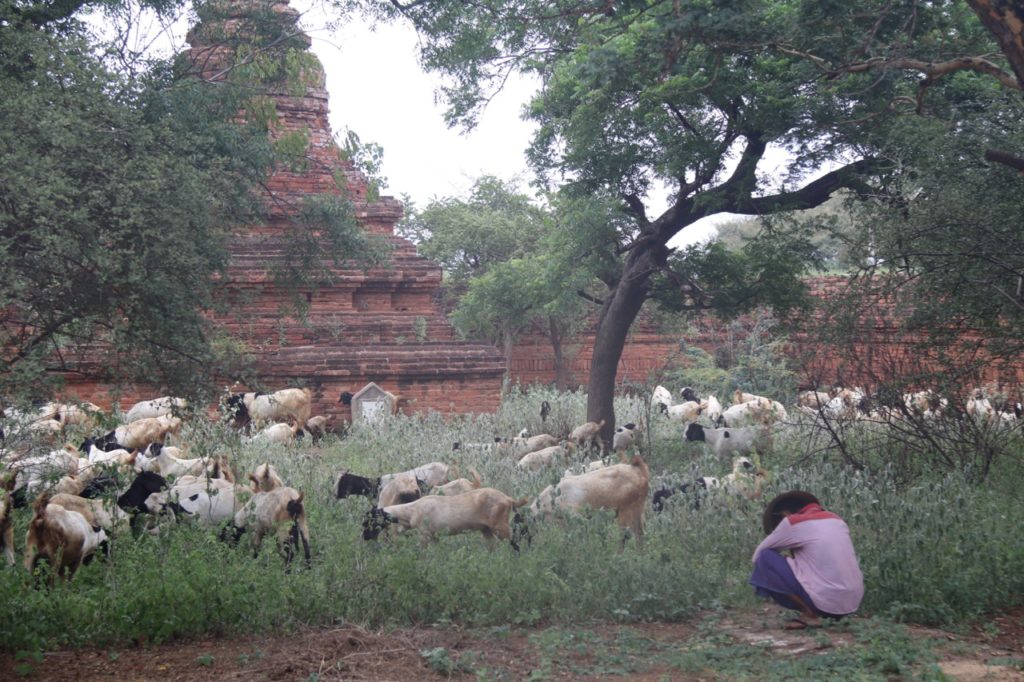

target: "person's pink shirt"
[752,517,865,615]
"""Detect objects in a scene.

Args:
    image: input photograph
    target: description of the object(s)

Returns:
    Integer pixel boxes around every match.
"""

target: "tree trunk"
[501,328,515,387]
[585,253,653,445]
[548,316,574,390]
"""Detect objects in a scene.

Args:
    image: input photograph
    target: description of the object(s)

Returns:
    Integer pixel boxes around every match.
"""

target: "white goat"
[124,396,187,423]
[684,423,772,462]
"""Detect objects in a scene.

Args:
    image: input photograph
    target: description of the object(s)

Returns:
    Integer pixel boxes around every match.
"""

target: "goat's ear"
[248,473,260,486]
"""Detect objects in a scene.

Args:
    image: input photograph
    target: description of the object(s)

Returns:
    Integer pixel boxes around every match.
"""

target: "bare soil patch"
[2,605,1022,681]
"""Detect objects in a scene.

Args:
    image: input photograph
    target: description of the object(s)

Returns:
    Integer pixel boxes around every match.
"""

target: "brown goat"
[24,494,107,581]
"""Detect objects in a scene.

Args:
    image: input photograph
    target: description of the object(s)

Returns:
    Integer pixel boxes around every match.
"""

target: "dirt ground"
[2,605,1021,681]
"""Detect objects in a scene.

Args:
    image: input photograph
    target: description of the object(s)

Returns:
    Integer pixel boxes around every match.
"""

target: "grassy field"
[2,386,1023,672]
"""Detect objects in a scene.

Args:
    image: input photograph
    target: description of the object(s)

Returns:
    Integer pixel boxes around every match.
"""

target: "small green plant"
[421,646,461,675]
[195,653,215,667]
[413,316,428,343]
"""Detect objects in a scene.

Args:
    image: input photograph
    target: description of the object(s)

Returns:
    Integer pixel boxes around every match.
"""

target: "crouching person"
[750,491,864,630]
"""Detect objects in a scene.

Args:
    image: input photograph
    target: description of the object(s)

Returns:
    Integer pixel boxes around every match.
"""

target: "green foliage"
[403,176,595,382]
[338,128,387,201]
[0,12,272,399]
[374,0,1021,423]
[660,310,799,403]
[398,176,549,284]
[0,0,385,400]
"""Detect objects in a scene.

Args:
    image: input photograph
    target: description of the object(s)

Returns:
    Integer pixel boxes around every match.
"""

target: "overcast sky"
[91,3,721,246]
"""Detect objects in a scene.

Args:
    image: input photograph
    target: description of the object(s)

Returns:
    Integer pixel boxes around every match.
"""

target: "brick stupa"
[193,0,505,422]
[56,0,504,422]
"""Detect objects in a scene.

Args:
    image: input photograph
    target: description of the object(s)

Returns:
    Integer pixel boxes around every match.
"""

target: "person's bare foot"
[783,616,822,630]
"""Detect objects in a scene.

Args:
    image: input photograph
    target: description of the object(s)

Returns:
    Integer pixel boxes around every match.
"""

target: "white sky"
[88,3,721,246]
[303,12,721,247]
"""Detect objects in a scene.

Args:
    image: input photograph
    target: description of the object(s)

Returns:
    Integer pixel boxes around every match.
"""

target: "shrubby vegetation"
[1,385,1022,653]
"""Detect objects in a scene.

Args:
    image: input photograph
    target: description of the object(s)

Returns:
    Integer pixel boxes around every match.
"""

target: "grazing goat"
[569,419,606,453]
[431,468,482,496]
[334,471,380,500]
[684,423,772,462]
[231,487,310,567]
[651,385,673,410]
[612,423,640,457]
[245,420,302,445]
[145,477,242,525]
[700,395,723,423]
[136,443,209,479]
[124,396,187,423]
[680,387,700,403]
[117,471,169,514]
[514,433,560,456]
[651,476,720,513]
[106,415,182,451]
[379,461,452,489]
[304,415,330,443]
[797,390,834,411]
[517,443,574,472]
[363,488,530,550]
[719,400,780,427]
[540,400,551,423]
[228,388,312,430]
[24,494,107,581]
[8,446,81,502]
[50,492,128,532]
[55,402,103,430]
[377,473,425,507]
[530,455,650,550]
[721,457,767,499]
[661,401,703,422]
[250,463,284,492]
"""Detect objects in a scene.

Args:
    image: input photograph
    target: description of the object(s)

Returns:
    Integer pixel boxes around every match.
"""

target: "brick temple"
[55,0,504,423]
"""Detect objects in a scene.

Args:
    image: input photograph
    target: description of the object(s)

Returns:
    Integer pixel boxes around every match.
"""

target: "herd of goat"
[0,381,1020,583]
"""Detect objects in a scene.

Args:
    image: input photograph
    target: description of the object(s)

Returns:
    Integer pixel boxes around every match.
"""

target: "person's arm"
[751,519,801,563]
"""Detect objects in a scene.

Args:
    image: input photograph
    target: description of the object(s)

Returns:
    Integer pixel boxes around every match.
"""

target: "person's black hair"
[762,490,821,535]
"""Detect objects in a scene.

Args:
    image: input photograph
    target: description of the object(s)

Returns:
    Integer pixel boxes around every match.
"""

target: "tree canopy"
[400,176,594,387]
[0,0,378,401]
[363,0,1005,433]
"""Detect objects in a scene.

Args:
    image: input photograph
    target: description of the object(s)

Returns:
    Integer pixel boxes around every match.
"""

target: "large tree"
[366,0,1011,437]
[400,176,593,387]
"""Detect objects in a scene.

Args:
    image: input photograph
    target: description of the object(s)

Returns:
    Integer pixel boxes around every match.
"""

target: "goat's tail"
[31,492,51,517]
[468,467,482,489]
[511,497,530,509]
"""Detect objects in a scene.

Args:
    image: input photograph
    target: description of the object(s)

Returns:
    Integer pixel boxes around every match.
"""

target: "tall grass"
[2,386,1022,652]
